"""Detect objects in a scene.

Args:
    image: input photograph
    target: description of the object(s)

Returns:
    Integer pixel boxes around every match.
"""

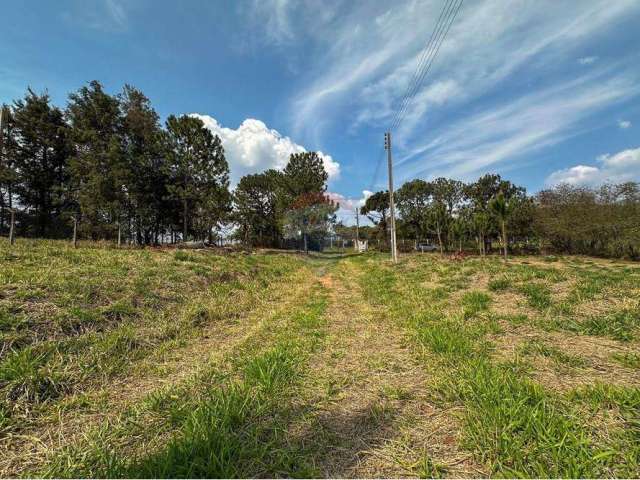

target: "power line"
[388,0,457,131]
[390,0,463,132]
[368,0,463,192]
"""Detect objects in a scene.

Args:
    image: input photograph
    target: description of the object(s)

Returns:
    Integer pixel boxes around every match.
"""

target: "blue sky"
[2,0,639,222]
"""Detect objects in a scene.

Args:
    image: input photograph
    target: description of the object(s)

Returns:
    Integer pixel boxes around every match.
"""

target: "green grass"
[2,242,640,478]
[38,288,328,478]
[0,239,304,445]
[611,352,640,369]
[518,283,552,310]
[355,252,640,477]
[519,338,587,368]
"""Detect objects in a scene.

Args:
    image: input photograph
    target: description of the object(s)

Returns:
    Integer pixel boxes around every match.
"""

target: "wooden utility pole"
[384,132,398,263]
[355,207,360,242]
[0,105,6,151]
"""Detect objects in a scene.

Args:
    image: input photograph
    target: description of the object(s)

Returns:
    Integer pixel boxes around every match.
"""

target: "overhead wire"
[367,0,463,191]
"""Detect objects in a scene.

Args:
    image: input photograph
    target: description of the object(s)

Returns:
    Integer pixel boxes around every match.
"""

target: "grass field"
[1,240,639,477]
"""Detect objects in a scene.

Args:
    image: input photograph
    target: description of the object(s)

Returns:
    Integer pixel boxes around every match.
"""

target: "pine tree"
[67,81,127,239]
[119,85,167,244]
[12,90,71,237]
[0,104,18,235]
[234,171,281,247]
[164,115,229,242]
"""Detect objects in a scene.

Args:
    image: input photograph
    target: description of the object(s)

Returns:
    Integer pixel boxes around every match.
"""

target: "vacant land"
[1,240,639,478]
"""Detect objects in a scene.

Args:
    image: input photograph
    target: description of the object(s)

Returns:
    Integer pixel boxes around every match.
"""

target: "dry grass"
[1,243,639,478]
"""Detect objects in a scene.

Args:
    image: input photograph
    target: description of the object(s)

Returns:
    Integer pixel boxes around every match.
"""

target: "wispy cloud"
[277,0,638,145]
[394,68,639,182]
[62,0,129,31]
[578,56,598,65]
[618,119,632,129]
[248,0,640,189]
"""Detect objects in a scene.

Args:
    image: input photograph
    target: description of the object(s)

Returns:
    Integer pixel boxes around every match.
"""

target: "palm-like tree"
[473,212,489,257]
[489,191,511,260]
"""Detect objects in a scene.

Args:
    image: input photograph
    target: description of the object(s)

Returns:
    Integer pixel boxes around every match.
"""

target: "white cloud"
[326,190,373,225]
[191,114,340,185]
[618,119,632,129]
[546,146,640,186]
[578,56,598,65]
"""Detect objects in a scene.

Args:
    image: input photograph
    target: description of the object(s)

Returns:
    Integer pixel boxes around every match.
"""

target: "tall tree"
[0,104,18,234]
[361,191,390,247]
[234,170,281,247]
[164,115,229,242]
[281,151,328,205]
[67,80,126,239]
[11,90,71,237]
[283,192,337,253]
[489,191,512,260]
[396,179,432,246]
[120,85,167,244]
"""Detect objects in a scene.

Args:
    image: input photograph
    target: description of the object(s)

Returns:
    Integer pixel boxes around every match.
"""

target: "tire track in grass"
[283,257,482,477]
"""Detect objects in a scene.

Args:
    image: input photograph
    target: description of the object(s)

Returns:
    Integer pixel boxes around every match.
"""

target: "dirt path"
[287,259,484,477]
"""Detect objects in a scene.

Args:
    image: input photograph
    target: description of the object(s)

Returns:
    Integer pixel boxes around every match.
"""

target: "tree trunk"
[182,199,188,242]
[72,216,78,248]
[303,232,308,254]
[502,220,508,260]
[9,209,15,245]
[437,228,443,255]
[117,222,122,248]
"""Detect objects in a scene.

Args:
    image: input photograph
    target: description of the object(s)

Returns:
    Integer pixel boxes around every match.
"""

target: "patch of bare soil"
[286,263,485,478]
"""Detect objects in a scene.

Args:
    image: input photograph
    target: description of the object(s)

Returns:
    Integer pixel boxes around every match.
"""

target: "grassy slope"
[0,240,312,476]
[1,241,639,477]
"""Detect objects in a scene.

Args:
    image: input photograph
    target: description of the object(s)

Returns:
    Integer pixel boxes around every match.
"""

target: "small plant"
[578,309,639,341]
[519,339,586,368]
[488,276,511,291]
[418,454,447,478]
[0,346,67,403]
[461,290,492,318]
[610,352,640,369]
[519,283,552,310]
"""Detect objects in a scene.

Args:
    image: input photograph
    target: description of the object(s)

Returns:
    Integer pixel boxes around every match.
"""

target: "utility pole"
[384,132,398,263]
[0,106,6,152]
[355,207,360,241]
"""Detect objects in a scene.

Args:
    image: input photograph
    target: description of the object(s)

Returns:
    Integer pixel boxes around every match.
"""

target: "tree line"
[0,82,336,248]
[2,81,638,258]
[356,175,640,259]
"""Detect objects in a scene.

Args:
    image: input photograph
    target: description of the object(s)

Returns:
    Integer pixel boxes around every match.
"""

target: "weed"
[519,339,587,368]
[611,352,640,369]
[0,346,67,403]
[578,309,639,341]
[461,290,492,318]
[418,454,447,478]
[519,283,552,310]
[488,276,511,291]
